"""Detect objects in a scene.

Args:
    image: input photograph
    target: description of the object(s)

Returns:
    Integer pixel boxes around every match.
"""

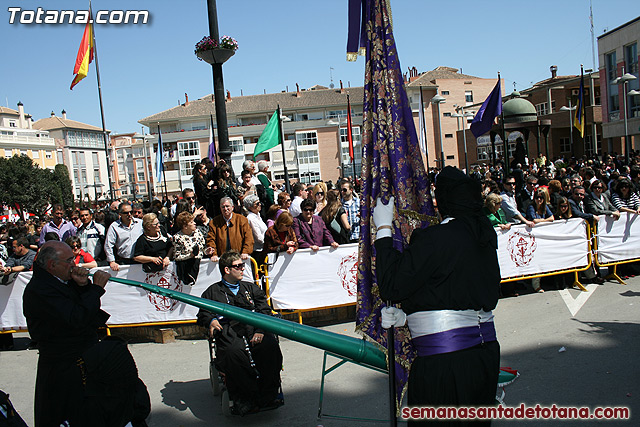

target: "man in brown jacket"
[205,197,254,261]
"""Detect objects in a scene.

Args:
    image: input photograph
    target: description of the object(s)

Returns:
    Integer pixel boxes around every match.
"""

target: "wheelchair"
[207,334,284,417]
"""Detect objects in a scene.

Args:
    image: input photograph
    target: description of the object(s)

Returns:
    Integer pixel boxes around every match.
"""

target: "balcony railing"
[0,134,55,145]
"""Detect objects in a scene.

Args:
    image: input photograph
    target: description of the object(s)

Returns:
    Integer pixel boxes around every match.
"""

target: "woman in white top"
[243,195,268,253]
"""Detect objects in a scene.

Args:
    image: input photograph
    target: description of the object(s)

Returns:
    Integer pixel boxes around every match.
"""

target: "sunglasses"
[71,244,81,249]
[504,182,515,186]
[535,196,544,200]
[340,188,349,192]
[186,197,196,201]
[230,263,245,270]
[303,208,314,212]
[121,211,132,215]
[71,217,79,221]
[315,192,324,196]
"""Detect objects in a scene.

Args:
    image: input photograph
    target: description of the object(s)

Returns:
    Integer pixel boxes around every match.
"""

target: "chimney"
[296,83,301,97]
[340,80,344,94]
[50,111,55,117]
[62,109,67,120]
[226,90,231,101]
[550,65,558,79]
[184,93,189,106]
[27,115,32,129]
[17,101,25,128]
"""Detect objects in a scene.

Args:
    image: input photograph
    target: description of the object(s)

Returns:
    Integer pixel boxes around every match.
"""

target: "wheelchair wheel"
[221,389,232,417]
[209,360,222,396]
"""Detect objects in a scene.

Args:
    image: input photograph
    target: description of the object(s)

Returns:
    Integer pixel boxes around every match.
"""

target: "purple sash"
[412,322,496,357]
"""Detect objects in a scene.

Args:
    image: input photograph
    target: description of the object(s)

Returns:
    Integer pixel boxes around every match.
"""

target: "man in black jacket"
[197,250,283,415]
[23,241,149,427]
[373,167,500,422]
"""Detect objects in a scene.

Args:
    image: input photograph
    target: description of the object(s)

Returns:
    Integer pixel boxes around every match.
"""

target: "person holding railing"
[611,178,640,215]
[482,193,511,231]
[585,179,620,220]
[525,188,554,224]
[132,213,173,273]
[293,199,338,252]
[263,211,298,255]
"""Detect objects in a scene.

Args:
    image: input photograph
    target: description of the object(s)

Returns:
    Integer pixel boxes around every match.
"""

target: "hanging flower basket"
[196,48,235,64]
[195,35,238,65]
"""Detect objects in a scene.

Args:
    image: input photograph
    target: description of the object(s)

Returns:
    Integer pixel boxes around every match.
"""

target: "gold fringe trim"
[347,52,358,62]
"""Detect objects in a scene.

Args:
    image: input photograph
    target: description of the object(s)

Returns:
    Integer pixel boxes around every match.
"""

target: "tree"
[0,154,55,218]
[52,164,75,210]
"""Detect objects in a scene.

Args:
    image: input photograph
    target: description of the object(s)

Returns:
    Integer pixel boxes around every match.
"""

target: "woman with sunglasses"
[293,199,338,251]
[585,179,620,219]
[312,182,328,215]
[554,197,573,220]
[525,188,554,224]
[611,178,640,215]
[65,236,97,269]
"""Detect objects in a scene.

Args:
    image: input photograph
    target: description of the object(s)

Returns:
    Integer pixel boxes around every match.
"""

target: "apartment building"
[0,103,57,169]
[110,133,155,200]
[598,15,640,156]
[138,66,500,194]
[33,111,111,202]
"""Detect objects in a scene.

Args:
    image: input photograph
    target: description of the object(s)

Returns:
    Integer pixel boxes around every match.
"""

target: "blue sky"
[2,0,638,134]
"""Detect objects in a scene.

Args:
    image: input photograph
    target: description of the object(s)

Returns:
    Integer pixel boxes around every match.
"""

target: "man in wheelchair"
[197,250,283,415]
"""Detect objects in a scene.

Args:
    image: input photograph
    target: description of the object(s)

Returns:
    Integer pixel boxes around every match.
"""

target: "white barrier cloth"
[267,243,358,310]
[0,258,254,331]
[497,219,589,279]
[595,213,640,264]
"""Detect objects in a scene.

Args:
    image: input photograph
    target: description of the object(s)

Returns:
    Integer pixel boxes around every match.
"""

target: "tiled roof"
[531,75,578,88]
[33,116,106,132]
[407,66,481,86]
[139,86,365,124]
[0,107,19,115]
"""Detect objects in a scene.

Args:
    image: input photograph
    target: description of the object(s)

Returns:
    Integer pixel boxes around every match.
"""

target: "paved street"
[1,276,638,426]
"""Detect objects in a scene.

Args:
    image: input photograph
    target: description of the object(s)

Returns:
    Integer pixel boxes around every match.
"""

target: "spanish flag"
[573,65,586,138]
[70,21,94,90]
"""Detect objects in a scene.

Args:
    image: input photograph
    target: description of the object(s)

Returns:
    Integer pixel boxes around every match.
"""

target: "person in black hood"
[374,166,501,424]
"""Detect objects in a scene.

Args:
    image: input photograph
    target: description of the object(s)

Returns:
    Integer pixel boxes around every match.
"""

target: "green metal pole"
[105,275,388,371]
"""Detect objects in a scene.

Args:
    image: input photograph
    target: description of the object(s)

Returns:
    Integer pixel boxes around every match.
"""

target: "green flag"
[253,110,282,158]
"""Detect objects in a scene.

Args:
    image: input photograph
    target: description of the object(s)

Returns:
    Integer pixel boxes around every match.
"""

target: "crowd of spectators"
[0,159,363,291]
[470,150,640,292]
[2,151,639,344]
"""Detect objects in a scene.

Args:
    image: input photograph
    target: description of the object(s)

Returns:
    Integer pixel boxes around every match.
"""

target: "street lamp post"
[613,67,637,164]
[560,101,576,158]
[451,105,475,174]
[431,94,446,168]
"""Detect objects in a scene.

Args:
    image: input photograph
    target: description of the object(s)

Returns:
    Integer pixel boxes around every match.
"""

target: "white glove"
[372,196,394,239]
[381,306,406,329]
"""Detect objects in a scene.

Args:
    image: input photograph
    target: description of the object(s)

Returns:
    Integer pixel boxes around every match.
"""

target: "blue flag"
[156,125,163,183]
[470,79,502,138]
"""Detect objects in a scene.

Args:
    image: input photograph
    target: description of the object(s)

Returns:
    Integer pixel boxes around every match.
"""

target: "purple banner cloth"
[470,79,502,138]
[412,322,497,357]
[355,0,436,407]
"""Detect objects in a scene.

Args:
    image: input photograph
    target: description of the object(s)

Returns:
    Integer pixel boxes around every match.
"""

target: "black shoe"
[231,400,260,416]
[27,340,38,350]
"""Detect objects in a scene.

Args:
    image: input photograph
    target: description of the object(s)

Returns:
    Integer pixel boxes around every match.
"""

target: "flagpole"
[347,95,356,179]
[277,105,291,193]
[89,3,115,201]
[419,87,430,170]
[498,72,509,177]
[158,124,168,201]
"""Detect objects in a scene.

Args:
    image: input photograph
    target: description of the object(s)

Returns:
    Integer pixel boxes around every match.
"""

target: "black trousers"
[216,332,282,404]
[407,341,500,426]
